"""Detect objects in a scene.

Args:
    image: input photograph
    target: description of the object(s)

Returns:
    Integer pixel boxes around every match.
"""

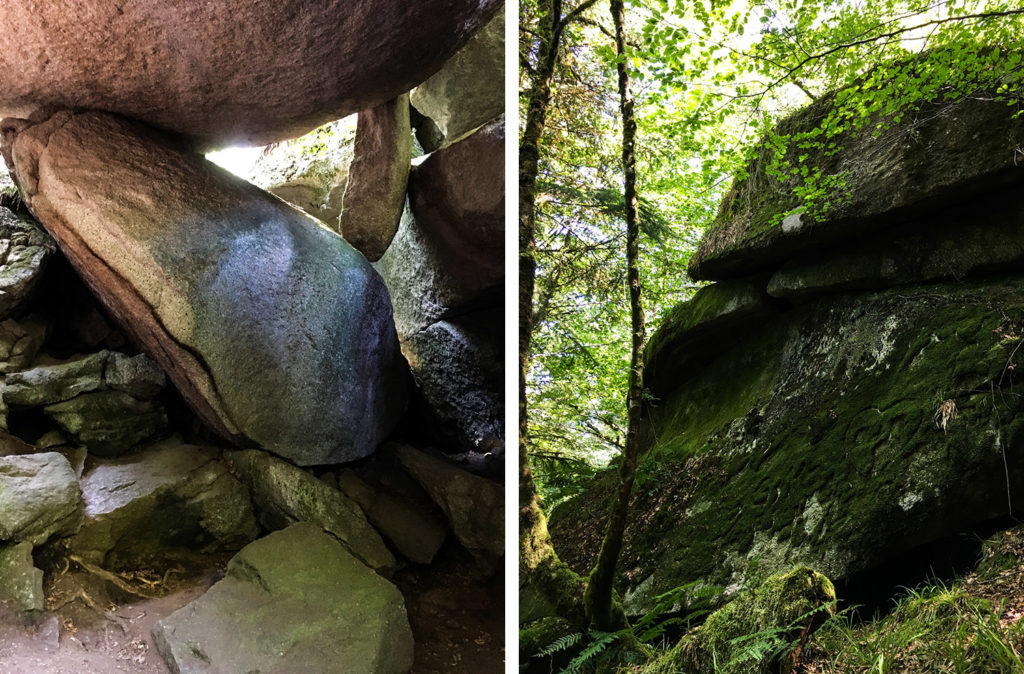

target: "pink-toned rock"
[2,110,406,465]
[339,95,412,261]
[0,0,500,149]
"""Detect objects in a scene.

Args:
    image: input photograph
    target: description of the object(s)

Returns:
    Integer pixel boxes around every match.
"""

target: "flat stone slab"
[0,0,501,149]
[767,186,1024,300]
[153,523,414,674]
[689,93,1024,281]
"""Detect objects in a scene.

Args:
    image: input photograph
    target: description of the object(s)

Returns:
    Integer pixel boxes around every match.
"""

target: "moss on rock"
[689,62,1024,281]
[552,276,1024,616]
[642,567,835,674]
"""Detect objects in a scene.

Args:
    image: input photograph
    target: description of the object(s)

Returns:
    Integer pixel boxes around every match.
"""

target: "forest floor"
[0,541,504,673]
[796,524,1024,672]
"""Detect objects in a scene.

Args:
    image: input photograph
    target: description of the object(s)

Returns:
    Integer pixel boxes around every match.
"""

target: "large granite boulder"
[551,79,1024,616]
[412,8,505,151]
[554,276,1024,614]
[152,523,414,674]
[339,95,412,262]
[2,110,406,465]
[228,449,396,574]
[67,440,258,567]
[0,453,82,546]
[403,309,504,456]
[375,117,504,455]
[0,0,502,149]
[689,92,1024,281]
[377,116,504,334]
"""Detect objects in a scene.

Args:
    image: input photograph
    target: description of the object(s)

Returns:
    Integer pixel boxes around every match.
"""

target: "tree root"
[68,555,160,600]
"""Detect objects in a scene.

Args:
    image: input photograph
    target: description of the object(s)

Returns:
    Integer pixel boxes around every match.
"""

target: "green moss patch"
[553,277,1024,617]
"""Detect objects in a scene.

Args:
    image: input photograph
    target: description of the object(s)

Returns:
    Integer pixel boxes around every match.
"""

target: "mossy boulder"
[766,187,1024,301]
[642,567,835,674]
[552,276,1024,615]
[644,277,780,394]
[689,77,1024,281]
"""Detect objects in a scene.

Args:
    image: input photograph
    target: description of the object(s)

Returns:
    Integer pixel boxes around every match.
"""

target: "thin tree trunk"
[583,0,645,631]
[519,0,597,628]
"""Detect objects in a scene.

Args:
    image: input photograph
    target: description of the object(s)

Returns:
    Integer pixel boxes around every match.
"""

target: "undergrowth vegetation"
[528,526,1024,673]
[800,584,1024,673]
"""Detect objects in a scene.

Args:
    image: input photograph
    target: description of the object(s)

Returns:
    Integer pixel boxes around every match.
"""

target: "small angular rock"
[228,449,396,574]
[392,443,503,571]
[0,541,44,615]
[105,352,166,400]
[338,470,446,565]
[44,390,167,458]
[0,316,46,373]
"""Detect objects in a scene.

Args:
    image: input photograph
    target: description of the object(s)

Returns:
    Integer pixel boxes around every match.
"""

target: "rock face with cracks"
[2,110,407,466]
[551,84,1024,617]
[0,0,502,149]
[152,523,414,674]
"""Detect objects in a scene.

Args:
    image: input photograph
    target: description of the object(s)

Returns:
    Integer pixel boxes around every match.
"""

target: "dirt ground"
[394,540,506,673]
[0,565,217,673]
[0,542,504,673]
